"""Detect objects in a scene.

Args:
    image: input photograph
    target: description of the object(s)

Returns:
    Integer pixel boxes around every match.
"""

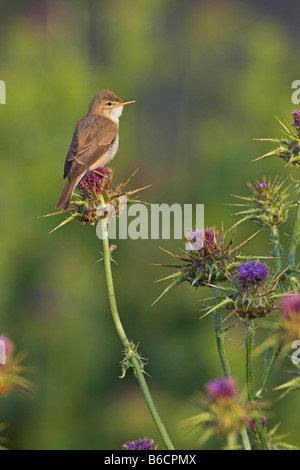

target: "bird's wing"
[64,116,118,181]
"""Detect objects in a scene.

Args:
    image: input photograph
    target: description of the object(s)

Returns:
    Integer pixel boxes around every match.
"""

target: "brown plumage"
[56,90,135,210]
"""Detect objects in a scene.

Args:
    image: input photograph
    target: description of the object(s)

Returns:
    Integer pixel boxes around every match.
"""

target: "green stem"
[100,218,175,450]
[270,225,281,271]
[246,320,254,400]
[213,287,231,378]
[213,287,251,450]
[246,319,268,450]
[288,202,300,270]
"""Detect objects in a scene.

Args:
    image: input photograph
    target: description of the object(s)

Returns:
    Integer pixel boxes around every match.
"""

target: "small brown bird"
[55,89,135,210]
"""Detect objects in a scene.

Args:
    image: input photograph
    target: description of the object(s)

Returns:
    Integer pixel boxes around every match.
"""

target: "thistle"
[154,226,256,304]
[122,437,157,450]
[184,227,234,285]
[253,113,300,166]
[45,168,175,450]
[210,260,280,320]
[292,110,300,136]
[230,177,296,230]
[44,167,150,233]
[182,378,251,448]
[0,336,33,396]
[206,378,238,402]
[236,260,268,291]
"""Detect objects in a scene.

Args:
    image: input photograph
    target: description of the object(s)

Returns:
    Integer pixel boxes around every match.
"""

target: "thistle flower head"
[183,226,233,286]
[122,438,157,450]
[78,166,111,197]
[185,227,223,254]
[236,261,268,290]
[185,228,203,250]
[231,177,296,230]
[46,168,149,232]
[205,259,280,320]
[154,225,265,305]
[183,378,250,444]
[206,378,238,402]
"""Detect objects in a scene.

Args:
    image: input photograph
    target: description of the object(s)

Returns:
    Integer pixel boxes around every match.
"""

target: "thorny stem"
[246,319,269,450]
[101,218,175,450]
[213,287,231,378]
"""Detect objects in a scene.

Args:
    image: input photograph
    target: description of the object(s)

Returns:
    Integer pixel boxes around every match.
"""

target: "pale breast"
[90,133,119,170]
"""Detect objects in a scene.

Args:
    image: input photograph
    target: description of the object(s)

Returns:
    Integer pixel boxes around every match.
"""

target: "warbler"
[55,89,135,210]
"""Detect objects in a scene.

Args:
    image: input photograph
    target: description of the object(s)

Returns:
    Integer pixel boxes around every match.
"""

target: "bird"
[55,89,135,210]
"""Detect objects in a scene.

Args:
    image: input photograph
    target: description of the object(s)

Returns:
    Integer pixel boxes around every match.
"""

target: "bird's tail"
[55,178,77,210]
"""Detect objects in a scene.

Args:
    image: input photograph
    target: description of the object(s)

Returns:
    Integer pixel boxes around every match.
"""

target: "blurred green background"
[1,0,300,450]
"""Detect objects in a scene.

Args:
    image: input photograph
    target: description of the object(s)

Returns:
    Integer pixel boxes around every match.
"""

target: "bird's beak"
[120,100,136,106]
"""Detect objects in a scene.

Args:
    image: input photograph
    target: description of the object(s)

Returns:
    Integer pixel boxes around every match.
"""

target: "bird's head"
[89,89,135,122]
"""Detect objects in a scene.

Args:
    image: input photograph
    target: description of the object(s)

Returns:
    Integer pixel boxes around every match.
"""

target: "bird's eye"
[106,101,112,107]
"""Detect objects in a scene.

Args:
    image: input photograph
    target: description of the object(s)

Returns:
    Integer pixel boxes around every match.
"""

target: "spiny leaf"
[199,297,234,319]
[152,276,185,306]
[252,150,279,162]
[48,215,76,234]
[154,271,185,283]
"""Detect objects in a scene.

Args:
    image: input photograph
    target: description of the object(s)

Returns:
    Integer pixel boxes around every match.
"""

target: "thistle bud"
[122,438,157,450]
[231,178,296,230]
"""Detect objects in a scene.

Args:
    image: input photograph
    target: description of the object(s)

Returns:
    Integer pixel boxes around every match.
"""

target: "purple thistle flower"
[0,335,14,358]
[236,261,268,290]
[280,294,300,320]
[78,166,111,196]
[185,228,204,250]
[292,110,300,130]
[185,228,202,243]
[206,378,238,402]
[203,227,220,249]
[259,182,267,189]
[185,227,221,252]
[122,437,157,450]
